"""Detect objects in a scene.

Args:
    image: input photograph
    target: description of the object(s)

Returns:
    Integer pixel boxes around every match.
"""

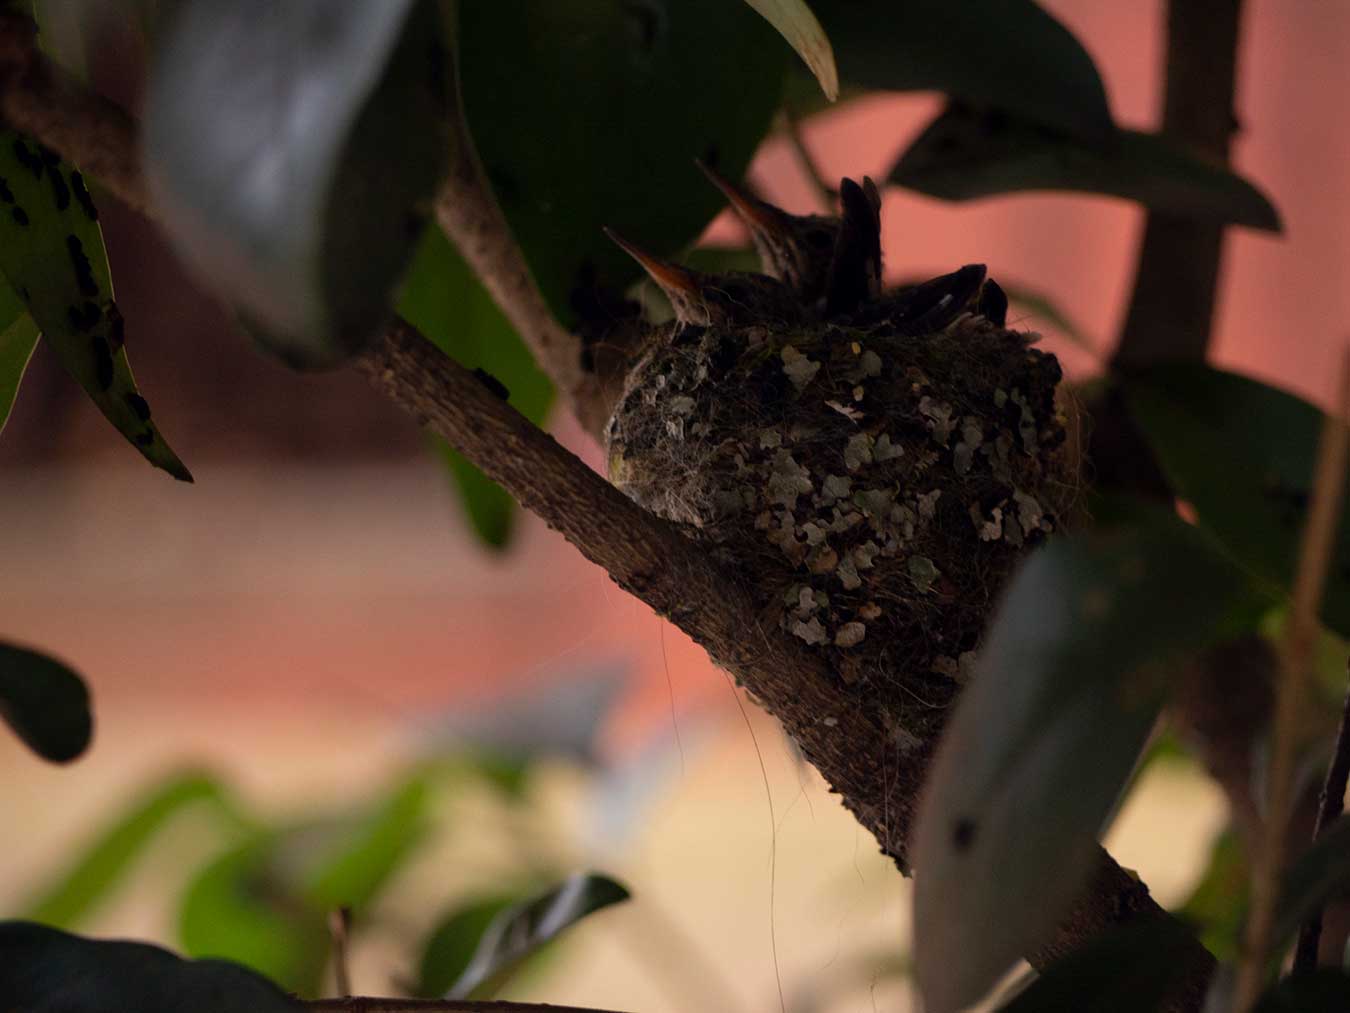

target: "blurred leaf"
[1273,815,1350,948]
[448,872,630,999]
[0,279,39,435]
[0,921,298,1013]
[415,894,519,998]
[24,771,238,927]
[178,840,328,998]
[997,913,1200,1012]
[1178,827,1248,962]
[813,0,1111,139]
[0,639,92,762]
[0,129,190,479]
[422,661,629,771]
[301,776,429,914]
[460,0,784,325]
[743,0,837,101]
[889,105,1282,232]
[397,226,554,549]
[1127,364,1350,636]
[912,503,1267,1013]
[1256,970,1350,1011]
[144,1,449,368]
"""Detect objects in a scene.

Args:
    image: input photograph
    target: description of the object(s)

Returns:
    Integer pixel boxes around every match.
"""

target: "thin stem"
[303,999,626,1013]
[1235,351,1350,1010]
[1294,657,1350,971]
[330,907,353,997]
[776,108,833,215]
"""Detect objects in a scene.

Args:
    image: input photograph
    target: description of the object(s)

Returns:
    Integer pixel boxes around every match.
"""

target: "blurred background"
[2,2,1346,1009]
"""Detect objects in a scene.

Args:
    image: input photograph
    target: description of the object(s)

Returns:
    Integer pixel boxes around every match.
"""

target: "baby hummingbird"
[604,227,800,329]
[695,159,840,305]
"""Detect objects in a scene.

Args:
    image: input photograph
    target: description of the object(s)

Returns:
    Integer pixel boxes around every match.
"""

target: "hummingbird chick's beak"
[695,159,792,239]
[824,176,884,315]
[603,227,710,326]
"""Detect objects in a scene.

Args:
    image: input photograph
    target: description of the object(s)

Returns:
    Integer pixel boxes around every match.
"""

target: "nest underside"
[606,310,1071,745]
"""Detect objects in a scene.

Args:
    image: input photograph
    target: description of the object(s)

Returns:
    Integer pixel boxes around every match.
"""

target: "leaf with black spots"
[144,1,450,368]
[0,639,92,763]
[889,104,1281,231]
[0,129,189,479]
[0,277,40,435]
[912,503,1268,1012]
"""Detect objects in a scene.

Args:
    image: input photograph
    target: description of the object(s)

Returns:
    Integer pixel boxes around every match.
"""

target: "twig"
[0,15,1217,1003]
[1294,656,1350,971]
[1235,350,1350,1011]
[303,999,626,1013]
[775,108,834,214]
[1113,0,1245,367]
[329,907,353,997]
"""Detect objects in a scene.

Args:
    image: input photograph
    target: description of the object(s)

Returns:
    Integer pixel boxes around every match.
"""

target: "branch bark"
[0,11,1212,1005]
[304,999,626,1013]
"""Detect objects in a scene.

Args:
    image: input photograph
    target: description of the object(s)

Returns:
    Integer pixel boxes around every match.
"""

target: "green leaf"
[0,129,190,479]
[460,0,785,326]
[1256,970,1350,1012]
[1178,827,1249,962]
[997,913,1201,1012]
[0,921,299,1013]
[415,894,519,998]
[178,840,329,998]
[912,504,1267,1013]
[448,872,630,999]
[742,0,837,101]
[397,226,554,549]
[300,776,429,913]
[144,1,450,368]
[1273,815,1350,948]
[0,639,92,762]
[1127,364,1350,636]
[0,278,40,435]
[23,771,238,928]
[813,0,1111,139]
[889,105,1281,231]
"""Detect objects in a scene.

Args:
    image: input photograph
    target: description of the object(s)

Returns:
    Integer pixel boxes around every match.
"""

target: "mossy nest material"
[605,296,1070,729]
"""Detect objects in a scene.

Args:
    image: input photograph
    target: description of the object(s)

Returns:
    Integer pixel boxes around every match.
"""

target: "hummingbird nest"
[603,169,1071,733]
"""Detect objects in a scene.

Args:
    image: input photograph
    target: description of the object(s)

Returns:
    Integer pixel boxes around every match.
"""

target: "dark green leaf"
[300,775,429,913]
[397,226,554,549]
[24,771,238,927]
[178,840,329,997]
[998,913,1200,1012]
[0,129,190,479]
[0,282,40,435]
[1179,827,1248,962]
[0,639,92,762]
[460,0,785,326]
[448,872,630,999]
[889,105,1281,232]
[1256,970,1350,1012]
[0,921,299,1013]
[813,0,1111,138]
[1127,364,1350,636]
[1274,815,1350,948]
[144,1,449,368]
[415,894,519,998]
[912,504,1267,1013]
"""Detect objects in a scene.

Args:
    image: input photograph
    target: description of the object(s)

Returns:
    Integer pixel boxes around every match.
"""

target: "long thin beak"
[603,227,702,298]
[694,159,791,238]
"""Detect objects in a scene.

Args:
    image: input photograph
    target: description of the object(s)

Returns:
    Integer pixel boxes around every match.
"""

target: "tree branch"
[304,998,626,1013]
[0,14,1212,1003]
